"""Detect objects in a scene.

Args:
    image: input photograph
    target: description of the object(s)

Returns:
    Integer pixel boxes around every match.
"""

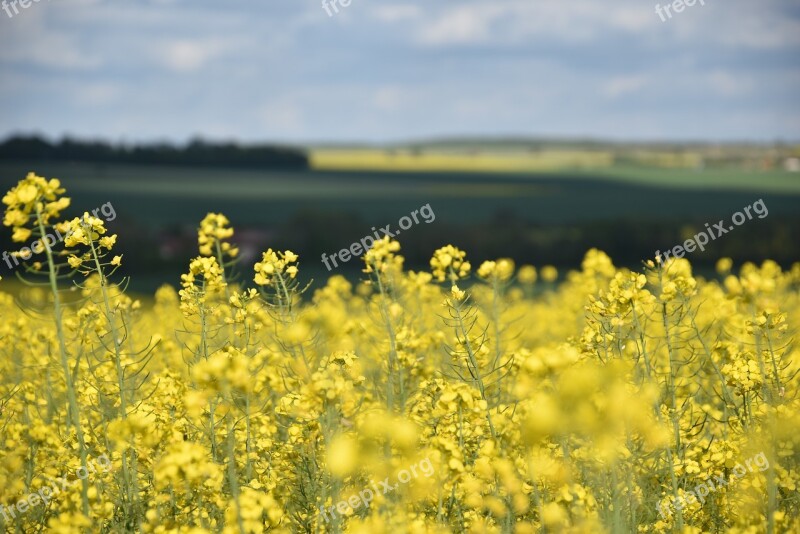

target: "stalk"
[451,296,496,439]
[200,305,220,462]
[226,412,246,534]
[215,240,254,480]
[35,205,90,515]
[753,310,777,534]
[374,272,403,412]
[656,270,683,530]
[86,231,139,527]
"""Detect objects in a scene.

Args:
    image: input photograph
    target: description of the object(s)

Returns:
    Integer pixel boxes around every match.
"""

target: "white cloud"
[412,1,661,47]
[601,75,649,98]
[416,4,498,46]
[406,0,800,51]
[157,38,240,73]
[0,9,101,70]
[74,83,122,107]
[705,70,754,98]
[608,9,654,33]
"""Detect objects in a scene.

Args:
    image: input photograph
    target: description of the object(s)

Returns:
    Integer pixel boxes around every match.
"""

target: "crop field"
[1,162,799,295]
[309,148,618,173]
[0,174,798,533]
[2,163,799,229]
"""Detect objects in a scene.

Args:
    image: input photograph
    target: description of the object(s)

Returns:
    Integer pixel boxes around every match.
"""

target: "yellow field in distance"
[309,148,709,173]
[310,148,616,173]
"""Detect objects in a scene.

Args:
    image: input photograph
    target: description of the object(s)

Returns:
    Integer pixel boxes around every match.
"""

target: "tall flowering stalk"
[476,258,516,405]
[198,213,242,338]
[431,246,498,437]
[198,213,239,282]
[2,173,91,515]
[253,248,311,370]
[362,237,406,412]
[180,256,228,461]
[199,213,262,481]
[64,213,151,530]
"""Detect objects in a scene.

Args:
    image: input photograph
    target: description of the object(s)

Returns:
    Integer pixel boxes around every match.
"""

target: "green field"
[1,162,798,291]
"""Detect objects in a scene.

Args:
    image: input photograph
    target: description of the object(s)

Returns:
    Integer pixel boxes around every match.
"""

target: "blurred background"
[1,0,798,290]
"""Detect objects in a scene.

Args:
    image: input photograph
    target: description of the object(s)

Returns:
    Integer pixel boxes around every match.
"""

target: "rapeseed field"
[1,173,798,533]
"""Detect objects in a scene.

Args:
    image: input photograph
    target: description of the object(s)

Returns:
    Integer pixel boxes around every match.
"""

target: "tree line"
[0,136,309,169]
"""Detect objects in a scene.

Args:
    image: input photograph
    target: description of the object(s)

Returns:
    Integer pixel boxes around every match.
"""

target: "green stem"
[86,229,139,527]
[36,206,90,515]
[226,412,246,534]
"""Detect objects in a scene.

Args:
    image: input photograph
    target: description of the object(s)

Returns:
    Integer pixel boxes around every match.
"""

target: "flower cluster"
[430,244,471,282]
[64,214,122,272]
[477,258,515,282]
[362,236,403,276]
[179,256,227,317]
[198,212,238,259]
[253,249,298,287]
[2,172,70,242]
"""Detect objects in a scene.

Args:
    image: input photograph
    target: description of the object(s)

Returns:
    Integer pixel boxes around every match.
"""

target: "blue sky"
[0,0,798,143]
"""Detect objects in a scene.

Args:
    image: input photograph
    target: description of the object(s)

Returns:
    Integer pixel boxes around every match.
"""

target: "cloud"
[601,75,650,98]
[415,5,498,45]
[74,83,123,107]
[371,86,407,111]
[157,39,239,73]
[0,9,101,70]
[258,99,305,135]
[714,10,800,50]
[412,1,661,47]
[406,0,800,51]
[370,4,421,22]
[705,70,754,98]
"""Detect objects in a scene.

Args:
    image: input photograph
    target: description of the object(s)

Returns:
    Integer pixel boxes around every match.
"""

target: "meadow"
[0,173,798,533]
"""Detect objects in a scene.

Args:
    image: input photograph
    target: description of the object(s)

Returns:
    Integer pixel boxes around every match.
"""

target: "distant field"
[1,161,799,291]
[2,162,799,228]
[310,148,616,173]
[573,166,800,194]
[309,148,800,194]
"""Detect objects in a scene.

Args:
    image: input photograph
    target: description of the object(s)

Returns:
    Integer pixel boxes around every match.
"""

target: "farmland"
[1,161,798,293]
[0,174,798,532]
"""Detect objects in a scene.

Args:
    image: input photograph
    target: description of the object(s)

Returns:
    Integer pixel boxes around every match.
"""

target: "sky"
[0,0,799,144]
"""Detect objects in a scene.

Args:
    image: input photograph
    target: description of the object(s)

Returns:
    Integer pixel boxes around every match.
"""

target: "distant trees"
[0,135,309,169]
